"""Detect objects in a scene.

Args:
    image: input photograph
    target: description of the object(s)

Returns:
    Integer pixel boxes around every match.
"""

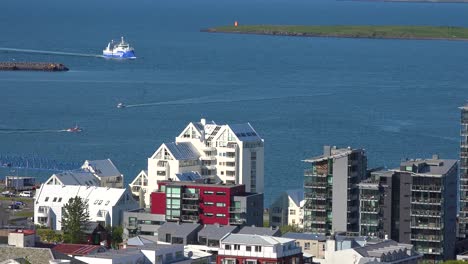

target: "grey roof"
[228,123,262,142]
[353,240,415,258]
[222,234,294,246]
[82,159,122,178]
[238,226,281,237]
[0,248,54,264]
[164,142,200,160]
[399,158,458,176]
[158,222,201,237]
[51,171,99,186]
[286,189,304,207]
[282,232,326,241]
[127,236,157,246]
[198,224,238,240]
[78,248,143,260]
[175,171,203,182]
[303,147,359,163]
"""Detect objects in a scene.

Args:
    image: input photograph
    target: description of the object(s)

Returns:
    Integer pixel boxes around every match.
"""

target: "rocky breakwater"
[0,62,69,71]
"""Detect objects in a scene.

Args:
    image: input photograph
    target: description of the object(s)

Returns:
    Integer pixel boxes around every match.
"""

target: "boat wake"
[123,93,330,108]
[0,128,70,134]
[0,47,103,58]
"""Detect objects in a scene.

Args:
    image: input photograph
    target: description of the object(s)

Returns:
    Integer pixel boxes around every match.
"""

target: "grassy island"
[203,25,468,41]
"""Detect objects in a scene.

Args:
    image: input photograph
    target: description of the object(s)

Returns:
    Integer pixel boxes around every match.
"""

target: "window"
[167,187,181,198]
[204,191,214,195]
[94,200,99,205]
[246,260,257,264]
[98,200,103,205]
[289,209,296,215]
[216,202,226,207]
[175,251,183,259]
[216,214,226,218]
[105,200,110,205]
[305,242,310,250]
[165,234,172,243]
[156,255,163,263]
[254,246,261,252]
[165,253,173,261]
[216,192,226,196]
[58,198,62,202]
[246,246,251,251]
[53,197,57,202]
[205,213,214,217]
[234,244,240,250]
[129,217,137,226]
[225,244,231,250]
[204,202,214,206]
[45,197,49,202]
[224,259,236,264]
[295,242,300,247]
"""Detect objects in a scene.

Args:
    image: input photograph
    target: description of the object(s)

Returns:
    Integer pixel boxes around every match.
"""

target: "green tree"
[36,229,63,243]
[106,225,123,249]
[61,196,89,243]
[280,225,303,235]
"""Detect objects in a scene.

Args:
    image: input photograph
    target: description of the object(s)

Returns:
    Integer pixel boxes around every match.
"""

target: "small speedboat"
[66,125,82,133]
[117,102,126,108]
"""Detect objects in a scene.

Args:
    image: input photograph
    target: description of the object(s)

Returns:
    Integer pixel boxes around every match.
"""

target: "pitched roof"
[52,244,105,256]
[238,226,281,237]
[175,171,203,182]
[353,240,415,258]
[164,142,200,160]
[82,159,122,178]
[0,248,55,264]
[222,234,294,246]
[158,222,201,237]
[282,232,326,241]
[127,236,157,246]
[198,224,238,240]
[49,171,99,186]
[286,189,304,207]
[228,123,262,142]
[36,184,132,208]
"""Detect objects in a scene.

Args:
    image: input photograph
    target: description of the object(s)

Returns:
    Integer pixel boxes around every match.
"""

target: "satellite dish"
[188,251,193,258]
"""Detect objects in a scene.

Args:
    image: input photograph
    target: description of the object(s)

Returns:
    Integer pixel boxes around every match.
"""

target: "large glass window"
[128,217,137,226]
[166,187,181,198]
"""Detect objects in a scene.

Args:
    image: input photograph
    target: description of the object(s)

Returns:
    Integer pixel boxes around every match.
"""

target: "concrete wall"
[332,156,348,233]
[8,233,35,248]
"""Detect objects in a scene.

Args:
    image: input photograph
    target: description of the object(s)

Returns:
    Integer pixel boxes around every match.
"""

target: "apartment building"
[303,146,367,235]
[269,189,304,228]
[151,180,263,226]
[460,104,468,238]
[358,156,458,261]
[130,119,264,206]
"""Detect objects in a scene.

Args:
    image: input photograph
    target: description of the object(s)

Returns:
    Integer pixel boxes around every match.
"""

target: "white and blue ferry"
[102,36,136,59]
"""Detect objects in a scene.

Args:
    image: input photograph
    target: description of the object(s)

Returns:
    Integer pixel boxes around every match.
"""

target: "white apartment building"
[131,119,264,206]
[269,189,304,228]
[34,184,138,230]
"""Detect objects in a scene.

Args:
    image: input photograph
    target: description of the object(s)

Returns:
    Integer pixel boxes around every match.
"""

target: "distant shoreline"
[202,25,468,41]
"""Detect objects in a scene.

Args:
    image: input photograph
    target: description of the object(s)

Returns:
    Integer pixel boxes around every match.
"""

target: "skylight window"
[58,198,62,202]
[45,197,49,202]
[105,201,110,206]
[53,197,57,202]
[94,200,99,205]
[98,200,103,205]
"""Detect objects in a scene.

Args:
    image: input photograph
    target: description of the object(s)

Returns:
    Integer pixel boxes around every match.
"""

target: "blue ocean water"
[1,0,467,205]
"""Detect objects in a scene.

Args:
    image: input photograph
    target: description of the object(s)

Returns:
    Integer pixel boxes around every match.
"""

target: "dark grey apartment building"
[460,104,468,238]
[303,146,367,235]
[359,156,458,261]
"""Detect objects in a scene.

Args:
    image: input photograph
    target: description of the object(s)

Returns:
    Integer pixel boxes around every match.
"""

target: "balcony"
[306,205,327,211]
[411,198,441,205]
[360,207,379,213]
[182,193,199,200]
[181,215,199,222]
[182,204,199,211]
[411,235,442,242]
[229,207,244,213]
[360,195,378,201]
[202,145,216,151]
[411,223,442,230]
[304,169,327,177]
[411,210,441,217]
[200,156,216,161]
[97,210,108,219]
[202,164,217,170]
[304,182,327,188]
[411,185,442,193]
[226,143,237,149]
[461,185,468,191]
[125,223,137,230]
[360,220,379,226]
[229,218,245,225]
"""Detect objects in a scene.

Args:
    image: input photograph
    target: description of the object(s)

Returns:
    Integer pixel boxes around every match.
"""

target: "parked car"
[8,204,20,210]
[2,191,15,197]
[12,201,25,207]
[19,191,32,197]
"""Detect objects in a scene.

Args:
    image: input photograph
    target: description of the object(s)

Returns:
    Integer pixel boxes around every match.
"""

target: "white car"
[19,191,32,197]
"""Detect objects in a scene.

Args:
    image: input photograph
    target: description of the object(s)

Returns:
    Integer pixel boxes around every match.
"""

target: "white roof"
[82,159,122,178]
[221,234,294,246]
[47,171,99,186]
[36,184,131,208]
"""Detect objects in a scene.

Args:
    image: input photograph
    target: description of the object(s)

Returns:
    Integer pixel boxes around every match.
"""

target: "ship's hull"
[102,50,136,59]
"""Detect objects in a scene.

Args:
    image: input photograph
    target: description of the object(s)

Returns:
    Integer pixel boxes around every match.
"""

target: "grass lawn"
[209,25,468,40]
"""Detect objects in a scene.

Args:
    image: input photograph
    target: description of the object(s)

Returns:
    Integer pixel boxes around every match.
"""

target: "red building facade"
[151,181,262,226]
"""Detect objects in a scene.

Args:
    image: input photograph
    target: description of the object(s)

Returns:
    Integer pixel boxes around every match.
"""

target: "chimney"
[324,146,331,157]
[201,118,206,126]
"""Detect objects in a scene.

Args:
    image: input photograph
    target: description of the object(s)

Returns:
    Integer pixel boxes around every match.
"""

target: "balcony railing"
[411,223,442,229]
[182,204,199,211]
[181,215,199,222]
[411,198,441,205]
[229,218,245,225]
[182,193,199,200]
[411,235,442,242]
[411,210,441,217]
[360,195,378,201]
[411,186,442,192]
[229,207,243,213]
[360,207,379,213]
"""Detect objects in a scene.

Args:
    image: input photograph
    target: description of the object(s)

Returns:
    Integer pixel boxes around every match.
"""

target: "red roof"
[53,243,103,256]
[10,229,35,235]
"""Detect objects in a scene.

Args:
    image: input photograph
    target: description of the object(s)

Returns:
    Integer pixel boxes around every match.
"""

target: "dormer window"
[45,197,49,202]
